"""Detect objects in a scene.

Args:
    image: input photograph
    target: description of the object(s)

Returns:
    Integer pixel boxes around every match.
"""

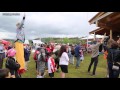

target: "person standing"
[74,43,82,69]
[6,48,20,78]
[107,39,120,78]
[0,40,5,69]
[88,33,106,76]
[24,45,29,71]
[0,68,11,78]
[59,45,69,78]
[53,44,61,72]
[15,14,26,74]
[26,44,31,62]
[48,52,56,78]
[37,45,46,78]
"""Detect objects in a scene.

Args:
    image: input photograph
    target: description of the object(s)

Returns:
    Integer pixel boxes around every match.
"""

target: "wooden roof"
[89,12,120,36]
[89,12,106,24]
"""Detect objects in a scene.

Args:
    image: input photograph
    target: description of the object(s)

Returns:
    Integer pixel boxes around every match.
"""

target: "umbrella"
[1,40,10,45]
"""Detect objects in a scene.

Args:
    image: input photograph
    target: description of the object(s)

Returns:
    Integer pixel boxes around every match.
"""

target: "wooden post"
[94,32,96,40]
[110,30,112,39]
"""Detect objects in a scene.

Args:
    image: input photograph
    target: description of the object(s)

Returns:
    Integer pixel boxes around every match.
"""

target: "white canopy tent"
[24,40,29,44]
[32,40,44,45]
[82,34,107,40]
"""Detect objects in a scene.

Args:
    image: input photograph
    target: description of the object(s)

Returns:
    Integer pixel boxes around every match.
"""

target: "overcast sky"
[0,12,98,40]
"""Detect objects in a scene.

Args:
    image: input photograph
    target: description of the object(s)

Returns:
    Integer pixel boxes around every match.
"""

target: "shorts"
[49,73,54,78]
[60,65,68,73]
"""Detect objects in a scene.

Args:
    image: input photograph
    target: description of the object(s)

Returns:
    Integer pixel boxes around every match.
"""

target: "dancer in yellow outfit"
[15,14,26,74]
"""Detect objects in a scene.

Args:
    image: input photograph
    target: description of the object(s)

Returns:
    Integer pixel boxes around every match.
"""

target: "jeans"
[55,58,59,70]
[76,56,81,67]
[108,62,120,78]
[88,56,98,75]
[69,53,74,64]
[0,53,4,69]
[35,61,37,70]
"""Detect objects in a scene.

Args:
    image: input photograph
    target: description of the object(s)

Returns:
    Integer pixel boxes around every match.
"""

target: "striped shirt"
[16,17,25,43]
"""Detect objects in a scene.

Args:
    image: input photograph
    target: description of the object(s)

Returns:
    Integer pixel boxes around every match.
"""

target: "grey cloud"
[0,12,97,39]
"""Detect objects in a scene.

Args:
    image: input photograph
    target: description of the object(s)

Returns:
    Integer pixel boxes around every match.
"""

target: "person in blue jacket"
[74,43,82,69]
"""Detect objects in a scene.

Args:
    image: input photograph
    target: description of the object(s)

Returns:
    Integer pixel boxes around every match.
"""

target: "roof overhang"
[89,12,114,25]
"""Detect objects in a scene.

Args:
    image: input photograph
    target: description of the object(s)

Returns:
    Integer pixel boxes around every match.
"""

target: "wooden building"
[89,12,120,40]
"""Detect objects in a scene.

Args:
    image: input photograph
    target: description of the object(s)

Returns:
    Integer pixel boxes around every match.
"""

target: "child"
[6,48,20,78]
[48,52,56,78]
[0,68,11,78]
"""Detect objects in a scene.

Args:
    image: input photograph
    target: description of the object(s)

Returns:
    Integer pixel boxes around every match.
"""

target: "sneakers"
[36,75,39,78]
[56,70,59,73]
[91,74,95,76]
[88,71,90,75]
[106,75,109,78]
[37,75,44,78]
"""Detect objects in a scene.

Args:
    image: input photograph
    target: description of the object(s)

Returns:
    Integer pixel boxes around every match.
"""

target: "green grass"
[3,53,108,78]
[20,53,108,78]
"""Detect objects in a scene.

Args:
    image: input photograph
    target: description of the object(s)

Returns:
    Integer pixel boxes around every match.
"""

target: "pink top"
[7,48,16,57]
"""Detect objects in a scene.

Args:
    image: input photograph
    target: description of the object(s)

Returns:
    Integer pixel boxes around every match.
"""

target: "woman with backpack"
[37,45,46,78]
[6,48,20,78]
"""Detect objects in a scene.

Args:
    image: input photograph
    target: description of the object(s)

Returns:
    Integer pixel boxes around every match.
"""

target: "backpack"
[5,57,20,70]
[38,52,46,62]
[107,49,120,65]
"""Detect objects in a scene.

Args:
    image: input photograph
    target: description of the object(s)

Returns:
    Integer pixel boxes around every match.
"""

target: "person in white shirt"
[59,45,69,78]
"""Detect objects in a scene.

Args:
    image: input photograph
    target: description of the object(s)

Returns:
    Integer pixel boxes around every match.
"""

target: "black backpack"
[5,57,20,70]
[107,49,120,65]
[38,52,46,62]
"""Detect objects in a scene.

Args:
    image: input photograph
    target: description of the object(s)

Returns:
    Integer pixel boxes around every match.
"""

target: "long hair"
[107,39,115,48]
[111,41,118,49]
[59,45,67,57]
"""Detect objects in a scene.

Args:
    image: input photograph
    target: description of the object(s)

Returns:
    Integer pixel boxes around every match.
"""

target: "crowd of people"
[0,13,119,78]
[0,35,120,78]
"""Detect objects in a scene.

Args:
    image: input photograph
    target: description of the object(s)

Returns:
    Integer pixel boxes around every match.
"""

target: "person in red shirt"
[48,52,56,78]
